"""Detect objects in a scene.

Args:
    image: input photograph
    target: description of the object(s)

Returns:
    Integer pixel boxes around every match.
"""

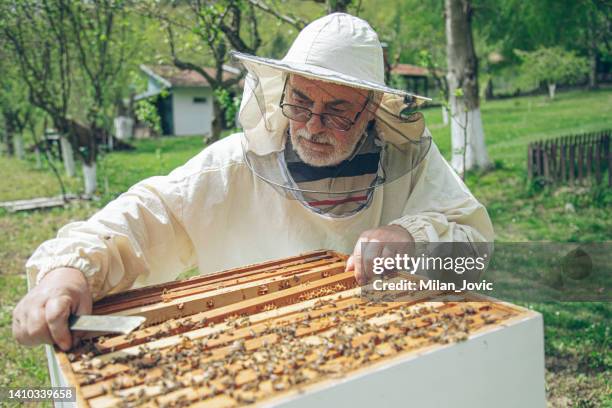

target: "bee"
[481,313,497,325]
[237,393,256,404]
[463,305,477,315]
[421,316,434,325]
[110,379,122,391]
[455,332,469,342]
[91,359,105,369]
[230,339,246,353]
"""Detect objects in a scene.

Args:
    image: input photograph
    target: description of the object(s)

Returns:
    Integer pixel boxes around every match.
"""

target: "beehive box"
[46,250,546,408]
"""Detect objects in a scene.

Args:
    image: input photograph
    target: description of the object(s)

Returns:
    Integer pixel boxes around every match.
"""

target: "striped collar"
[280,124,383,217]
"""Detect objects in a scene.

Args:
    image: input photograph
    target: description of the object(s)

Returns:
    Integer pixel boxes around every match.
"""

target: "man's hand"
[346,225,415,285]
[13,267,92,351]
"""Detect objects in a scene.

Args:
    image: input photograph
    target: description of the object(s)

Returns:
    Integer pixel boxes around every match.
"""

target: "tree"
[0,1,73,164]
[514,47,590,99]
[140,1,262,143]
[324,0,352,13]
[0,50,32,159]
[63,0,136,194]
[475,0,610,89]
[0,0,137,195]
[445,0,490,174]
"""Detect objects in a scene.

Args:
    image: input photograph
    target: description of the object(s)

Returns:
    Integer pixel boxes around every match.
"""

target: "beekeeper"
[13,13,494,351]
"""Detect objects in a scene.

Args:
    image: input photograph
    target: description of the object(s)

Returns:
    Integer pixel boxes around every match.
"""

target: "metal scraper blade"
[68,314,146,334]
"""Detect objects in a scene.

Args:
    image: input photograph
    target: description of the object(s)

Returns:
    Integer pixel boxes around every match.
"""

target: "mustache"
[295,128,337,146]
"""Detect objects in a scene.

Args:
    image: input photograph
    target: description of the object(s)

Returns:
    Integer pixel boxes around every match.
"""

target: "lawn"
[0,88,610,406]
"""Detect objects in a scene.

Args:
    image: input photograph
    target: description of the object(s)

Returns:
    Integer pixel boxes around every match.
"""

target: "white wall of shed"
[172,87,213,137]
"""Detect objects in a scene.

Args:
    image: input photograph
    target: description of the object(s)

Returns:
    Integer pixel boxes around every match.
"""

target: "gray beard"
[288,127,366,167]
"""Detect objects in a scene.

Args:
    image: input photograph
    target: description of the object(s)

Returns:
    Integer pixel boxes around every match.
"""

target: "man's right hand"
[12,267,92,351]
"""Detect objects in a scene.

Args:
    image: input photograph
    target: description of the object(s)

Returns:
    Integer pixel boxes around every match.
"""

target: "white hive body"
[41,250,545,408]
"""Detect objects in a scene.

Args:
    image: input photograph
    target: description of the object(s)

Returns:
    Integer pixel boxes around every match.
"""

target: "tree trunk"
[587,10,598,90]
[209,98,223,145]
[82,161,97,196]
[450,108,488,173]
[2,117,14,156]
[3,131,14,156]
[327,0,351,13]
[35,146,42,169]
[485,78,494,100]
[83,126,99,195]
[548,83,556,100]
[441,106,449,126]
[588,50,597,89]
[59,134,77,177]
[445,0,490,174]
[13,133,25,159]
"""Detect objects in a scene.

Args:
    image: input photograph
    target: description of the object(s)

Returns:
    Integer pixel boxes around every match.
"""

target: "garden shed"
[391,63,432,98]
[136,64,240,137]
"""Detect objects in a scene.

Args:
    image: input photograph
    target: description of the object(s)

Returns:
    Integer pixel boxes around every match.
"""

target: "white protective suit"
[25,133,493,300]
[25,13,494,300]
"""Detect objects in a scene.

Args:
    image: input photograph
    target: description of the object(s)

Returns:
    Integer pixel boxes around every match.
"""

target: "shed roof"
[140,64,241,88]
[391,63,429,77]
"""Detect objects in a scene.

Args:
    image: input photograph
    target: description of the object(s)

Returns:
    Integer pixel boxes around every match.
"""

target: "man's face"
[286,75,373,167]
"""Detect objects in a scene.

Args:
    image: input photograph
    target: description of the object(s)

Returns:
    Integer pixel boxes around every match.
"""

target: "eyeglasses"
[279,81,370,132]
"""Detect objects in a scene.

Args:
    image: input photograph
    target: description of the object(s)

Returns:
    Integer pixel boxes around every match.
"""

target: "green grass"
[98,135,209,197]
[426,89,612,168]
[423,89,612,243]
[0,155,82,202]
[0,89,610,406]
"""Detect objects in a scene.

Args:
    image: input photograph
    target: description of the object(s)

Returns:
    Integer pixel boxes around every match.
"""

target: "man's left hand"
[345,225,415,285]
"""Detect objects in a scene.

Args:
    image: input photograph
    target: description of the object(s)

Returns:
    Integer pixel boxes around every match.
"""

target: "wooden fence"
[528,130,610,187]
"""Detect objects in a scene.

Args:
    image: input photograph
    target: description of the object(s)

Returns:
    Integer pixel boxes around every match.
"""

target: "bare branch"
[166,24,217,86]
[247,0,306,29]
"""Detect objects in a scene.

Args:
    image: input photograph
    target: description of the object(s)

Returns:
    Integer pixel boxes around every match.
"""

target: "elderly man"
[13,13,493,351]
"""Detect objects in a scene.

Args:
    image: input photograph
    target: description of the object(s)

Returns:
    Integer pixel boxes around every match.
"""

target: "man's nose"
[306,112,325,134]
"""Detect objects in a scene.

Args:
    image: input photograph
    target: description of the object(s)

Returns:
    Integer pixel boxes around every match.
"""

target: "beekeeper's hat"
[231,13,433,217]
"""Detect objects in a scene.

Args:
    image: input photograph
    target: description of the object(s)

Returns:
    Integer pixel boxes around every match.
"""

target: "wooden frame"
[48,250,545,408]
